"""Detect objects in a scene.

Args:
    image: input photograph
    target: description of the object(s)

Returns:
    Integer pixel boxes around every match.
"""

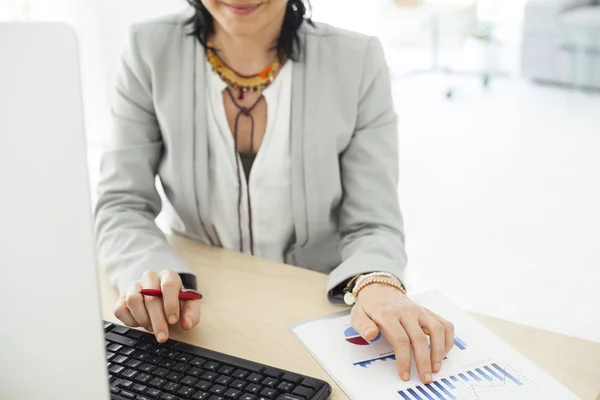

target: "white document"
[291,291,579,400]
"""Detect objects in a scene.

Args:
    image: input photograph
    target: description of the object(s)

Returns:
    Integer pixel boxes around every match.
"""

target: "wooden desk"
[99,236,600,400]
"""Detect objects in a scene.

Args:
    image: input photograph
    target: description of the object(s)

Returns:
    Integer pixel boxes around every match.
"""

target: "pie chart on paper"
[344,327,382,345]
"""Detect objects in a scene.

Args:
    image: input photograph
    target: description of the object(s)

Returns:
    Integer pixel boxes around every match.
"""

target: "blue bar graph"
[492,363,523,386]
[453,336,468,350]
[398,363,525,400]
[441,378,455,389]
[476,368,492,381]
[433,381,456,400]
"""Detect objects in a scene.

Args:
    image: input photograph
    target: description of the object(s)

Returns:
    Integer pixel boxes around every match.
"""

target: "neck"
[211,18,284,76]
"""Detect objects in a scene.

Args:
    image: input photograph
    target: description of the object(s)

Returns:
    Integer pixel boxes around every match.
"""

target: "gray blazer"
[94,12,407,303]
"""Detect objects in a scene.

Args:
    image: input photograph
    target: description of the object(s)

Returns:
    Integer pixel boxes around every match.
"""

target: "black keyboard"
[104,321,331,400]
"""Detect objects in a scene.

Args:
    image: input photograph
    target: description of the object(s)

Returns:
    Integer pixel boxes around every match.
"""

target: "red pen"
[139,289,203,301]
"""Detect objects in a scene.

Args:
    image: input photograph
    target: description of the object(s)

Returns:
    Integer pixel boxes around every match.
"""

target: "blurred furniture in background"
[392,0,509,98]
[522,0,600,90]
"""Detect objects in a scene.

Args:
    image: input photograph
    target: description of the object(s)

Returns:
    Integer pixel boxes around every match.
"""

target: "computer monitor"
[0,23,109,400]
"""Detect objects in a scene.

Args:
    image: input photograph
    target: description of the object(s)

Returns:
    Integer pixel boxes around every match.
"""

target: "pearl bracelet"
[344,275,406,306]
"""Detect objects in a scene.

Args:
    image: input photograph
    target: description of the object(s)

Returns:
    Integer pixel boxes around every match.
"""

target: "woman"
[95,0,454,384]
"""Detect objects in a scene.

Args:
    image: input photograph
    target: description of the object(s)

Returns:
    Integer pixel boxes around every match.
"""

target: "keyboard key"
[119,380,135,390]
[292,386,315,399]
[240,395,257,400]
[176,353,193,363]
[163,382,181,394]
[218,365,235,375]
[204,361,220,372]
[107,352,116,361]
[245,373,262,384]
[299,378,322,391]
[135,373,153,385]
[177,386,196,399]
[121,369,139,380]
[274,395,305,400]
[127,359,143,369]
[153,368,170,378]
[149,378,167,389]
[133,351,150,361]
[215,375,232,386]
[133,384,148,393]
[192,392,210,400]
[230,380,247,391]
[160,394,177,400]
[223,388,241,399]
[195,380,212,392]
[260,387,278,399]
[109,365,125,375]
[263,368,283,379]
[165,350,180,360]
[114,355,129,365]
[188,367,203,378]
[104,322,115,332]
[176,343,264,373]
[113,326,130,335]
[281,373,302,385]
[166,372,184,382]
[210,385,227,396]
[158,358,176,369]
[208,396,224,400]
[121,390,136,399]
[108,343,124,353]
[276,381,294,393]
[106,332,139,348]
[128,330,145,340]
[137,342,153,352]
[180,376,197,387]
[245,384,260,395]
[136,396,152,400]
[140,363,157,373]
[262,377,278,388]
[109,375,116,383]
[173,363,191,374]
[190,357,206,368]
[146,355,161,365]
[201,371,218,382]
[232,370,248,380]
[121,347,137,356]
[145,388,162,398]
[110,386,121,395]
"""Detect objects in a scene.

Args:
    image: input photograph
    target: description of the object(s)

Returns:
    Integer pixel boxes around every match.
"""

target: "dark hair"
[185,0,313,61]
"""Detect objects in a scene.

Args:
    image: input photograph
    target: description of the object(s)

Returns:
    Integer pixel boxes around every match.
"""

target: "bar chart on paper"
[398,362,532,400]
[291,291,580,400]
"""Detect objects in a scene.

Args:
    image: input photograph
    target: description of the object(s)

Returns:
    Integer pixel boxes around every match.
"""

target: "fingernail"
[434,363,441,373]
[157,332,166,342]
[424,372,432,383]
[402,372,410,381]
[168,315,177,324]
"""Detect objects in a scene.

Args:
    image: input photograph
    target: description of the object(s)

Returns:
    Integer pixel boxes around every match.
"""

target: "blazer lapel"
[291,24,322,249]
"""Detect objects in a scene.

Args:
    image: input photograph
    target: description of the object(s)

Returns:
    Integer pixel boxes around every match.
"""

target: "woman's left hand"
[351,282,454,384]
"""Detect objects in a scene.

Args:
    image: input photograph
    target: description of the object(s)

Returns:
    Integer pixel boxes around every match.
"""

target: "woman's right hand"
[113,269,201,343]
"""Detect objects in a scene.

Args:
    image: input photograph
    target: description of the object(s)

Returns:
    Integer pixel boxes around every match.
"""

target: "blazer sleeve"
[326,37,408,303]
[94,25,193,294]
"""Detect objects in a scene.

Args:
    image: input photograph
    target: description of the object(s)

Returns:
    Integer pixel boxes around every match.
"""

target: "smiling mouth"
[223,2,263,15]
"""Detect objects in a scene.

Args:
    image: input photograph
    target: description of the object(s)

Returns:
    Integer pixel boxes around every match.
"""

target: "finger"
[426,309,455,356]
[180,299,201,331]
[400,311,433,384]
[372,314,411,382]
[420,312,445,374]
[114,296,139,327]
[160,270,183,325]
[125,281,151,330]
[142,271,169,343]
[351,305,380,341]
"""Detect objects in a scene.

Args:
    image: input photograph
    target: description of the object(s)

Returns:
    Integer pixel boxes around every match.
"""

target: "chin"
[221,20,263,37]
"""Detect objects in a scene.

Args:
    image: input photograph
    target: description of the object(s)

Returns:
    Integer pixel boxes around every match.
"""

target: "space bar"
[176,342,264,372]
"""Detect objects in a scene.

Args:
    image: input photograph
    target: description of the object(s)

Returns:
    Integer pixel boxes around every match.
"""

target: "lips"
[224,2,263,15]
